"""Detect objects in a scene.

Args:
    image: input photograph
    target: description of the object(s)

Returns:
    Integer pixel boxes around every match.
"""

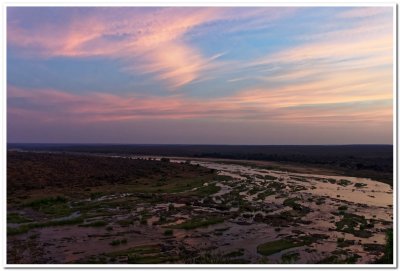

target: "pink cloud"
[7,8,221,88]
[8,85,392,125]
[7,7,295,89]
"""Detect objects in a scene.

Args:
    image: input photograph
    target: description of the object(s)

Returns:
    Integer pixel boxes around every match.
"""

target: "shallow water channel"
[8,156,393,264]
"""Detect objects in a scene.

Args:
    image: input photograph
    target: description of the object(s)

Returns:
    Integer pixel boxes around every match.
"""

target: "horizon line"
[7,142,394,146]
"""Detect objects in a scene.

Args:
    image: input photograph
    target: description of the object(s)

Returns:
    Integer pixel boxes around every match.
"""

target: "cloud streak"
[7,7,394,144]
[8,7,294,89]
[8,85,392,125]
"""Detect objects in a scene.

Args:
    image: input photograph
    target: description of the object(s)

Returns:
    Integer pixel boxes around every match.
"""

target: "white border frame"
[1,1,397,270]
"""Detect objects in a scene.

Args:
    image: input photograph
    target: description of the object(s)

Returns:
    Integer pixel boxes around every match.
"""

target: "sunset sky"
[7,7,393,144]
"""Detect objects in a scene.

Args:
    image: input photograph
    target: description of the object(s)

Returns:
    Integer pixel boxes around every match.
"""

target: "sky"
[7,6,393,144]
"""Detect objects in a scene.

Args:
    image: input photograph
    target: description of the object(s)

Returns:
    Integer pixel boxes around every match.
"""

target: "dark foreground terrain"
[8,144,393,185]
[7,151,393,264]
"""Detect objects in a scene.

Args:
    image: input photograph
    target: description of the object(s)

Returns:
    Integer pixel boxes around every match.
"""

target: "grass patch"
[7,216,84,235]
[25,196,67,208]
[169,217,224,230]
[25,196,72,217]
[257,239,303,256]
[7,213,32,223]
[108,244,160,257]
[191,183,221,197]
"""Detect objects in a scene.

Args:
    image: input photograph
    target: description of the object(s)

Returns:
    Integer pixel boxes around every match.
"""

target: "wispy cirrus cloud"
[7,7,394,144]
[336,6,391,19]
[216,7,393,117]
[8,8,218,88]
[8,7,294,89]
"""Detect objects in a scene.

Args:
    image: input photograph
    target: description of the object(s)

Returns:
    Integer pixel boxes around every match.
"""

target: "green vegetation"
[257,239,303,256]
[256,190,275,200]
[8,216,84,235]
[170,216,224,230]
[189,183,221,197]
[109,244,173,264]
[110,239,127,246]
[108,244,160,257]
[281,252,300,263]
[336,237,354,248]
[335,213,372,238]
[338,179,351,187]
[77,244,174,264]
[282,197,310,214]
[315,197,326,205]
[25,196,67,208]
[258,257,269,264]
[127,254,171,264]
[7,151,217,196]
[317,251,361,264]
[9,144,393,185]
[264,175,278,181]
[90,192,104,200]
[188,252,249,264]
[290,176,308,183]
[25,196,71,217]
[6,150,393,264]
[224,248,244,258]
[376,228,393,264]
[283,197,300,208]
[328,178,336,184]
[354,182,367,188]
[267,181,286,190]
[7,213,32,223]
